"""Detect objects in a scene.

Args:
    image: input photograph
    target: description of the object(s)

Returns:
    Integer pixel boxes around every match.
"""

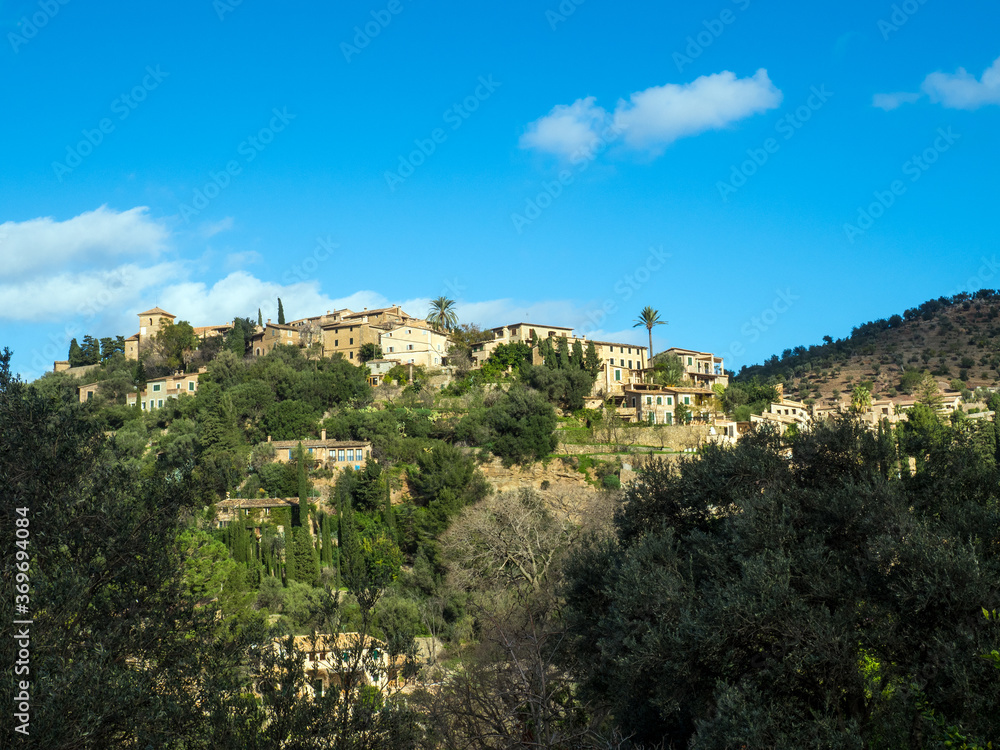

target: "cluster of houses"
[62,304,981,446]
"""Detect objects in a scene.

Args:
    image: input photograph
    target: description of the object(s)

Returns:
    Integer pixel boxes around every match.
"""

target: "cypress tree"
[384,471,396,542]
[557,336,570,370]
[258,308,263,327]
[585,341,601,376]
[68,338,84,367]
[277,297,286,325]
[572,339,585,369]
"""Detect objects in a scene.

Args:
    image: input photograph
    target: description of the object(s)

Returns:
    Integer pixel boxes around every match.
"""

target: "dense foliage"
[563,416,1000,748]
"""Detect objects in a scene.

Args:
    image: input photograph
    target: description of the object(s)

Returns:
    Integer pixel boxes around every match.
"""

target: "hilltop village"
[61,301,986,449]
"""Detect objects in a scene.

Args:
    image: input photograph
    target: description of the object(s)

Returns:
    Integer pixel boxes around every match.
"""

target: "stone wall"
[558,424,710,453]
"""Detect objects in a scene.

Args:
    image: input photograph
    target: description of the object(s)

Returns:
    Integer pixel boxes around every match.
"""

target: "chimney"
[321,429,327,441]
[267,318,271,325]
[267,435,272,442]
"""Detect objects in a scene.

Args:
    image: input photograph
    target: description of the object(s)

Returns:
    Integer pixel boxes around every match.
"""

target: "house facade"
[380,323,449,368]
[321,306,415,363]
[657,347,729,389]
[126,368,205,410]
[267,431,372,470]
[251,321,303,357]
[623,383,720,424]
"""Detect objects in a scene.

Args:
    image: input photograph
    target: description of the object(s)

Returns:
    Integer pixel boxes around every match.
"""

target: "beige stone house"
[214,496,299,529]
[321,306,415,363]
[468,322,649,397]
[267,431,372,470]
[657,347,729,389]
[623,383,720,425]
[127,367,205,410]
[380,322,449,368]
[250,321,302,357]
[276,633,405,697]
[123,307,176,359]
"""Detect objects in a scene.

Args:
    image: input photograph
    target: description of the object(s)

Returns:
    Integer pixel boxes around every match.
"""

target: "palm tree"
[427,296,458,331]
[633,306,667,361]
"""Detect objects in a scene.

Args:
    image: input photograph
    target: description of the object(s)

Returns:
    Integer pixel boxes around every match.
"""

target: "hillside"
[734,289,1000,406]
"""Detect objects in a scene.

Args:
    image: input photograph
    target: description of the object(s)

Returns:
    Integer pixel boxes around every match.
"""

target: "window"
[614,369,621,382]
[683,396,691,405]
[308,447,314,454]
[349,338,354,345]
[656,396,662,405]
[619,359,625,366]
[157,399,163,408]
[288,450,293,460]
[152,383,161,392]
[338,449,345,462]
[335,339,339,346]
[649,413,656,424]
[688,357,693,365]
[646,396,652,404]
[628,360,633,368]
[667,397,673,405]
[631,397,636,406]
[188,382,195,391]
[346,449,354,461]
[349,352,353,359]
[388,346,394,353]
[666,413,673,425]
[86,391,93,401]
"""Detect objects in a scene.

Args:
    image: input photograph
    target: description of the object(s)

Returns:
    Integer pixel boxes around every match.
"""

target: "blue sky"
[2,0,999,380]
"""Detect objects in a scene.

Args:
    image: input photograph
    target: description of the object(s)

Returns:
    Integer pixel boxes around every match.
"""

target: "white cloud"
[0,262,182,322]
[922,55,1000,109]
[612,69,783,153]
[0,205,168,278]
[872,91,922,111]
[519,97,610,159]
[520,69,782,159]
[874,55,1000,111]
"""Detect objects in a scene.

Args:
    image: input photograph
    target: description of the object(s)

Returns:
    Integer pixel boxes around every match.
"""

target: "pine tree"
[277,298,285,325]
[81,335,101,365]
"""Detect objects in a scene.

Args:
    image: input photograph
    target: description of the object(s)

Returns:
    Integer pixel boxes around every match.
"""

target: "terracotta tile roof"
[137,307,176,317]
